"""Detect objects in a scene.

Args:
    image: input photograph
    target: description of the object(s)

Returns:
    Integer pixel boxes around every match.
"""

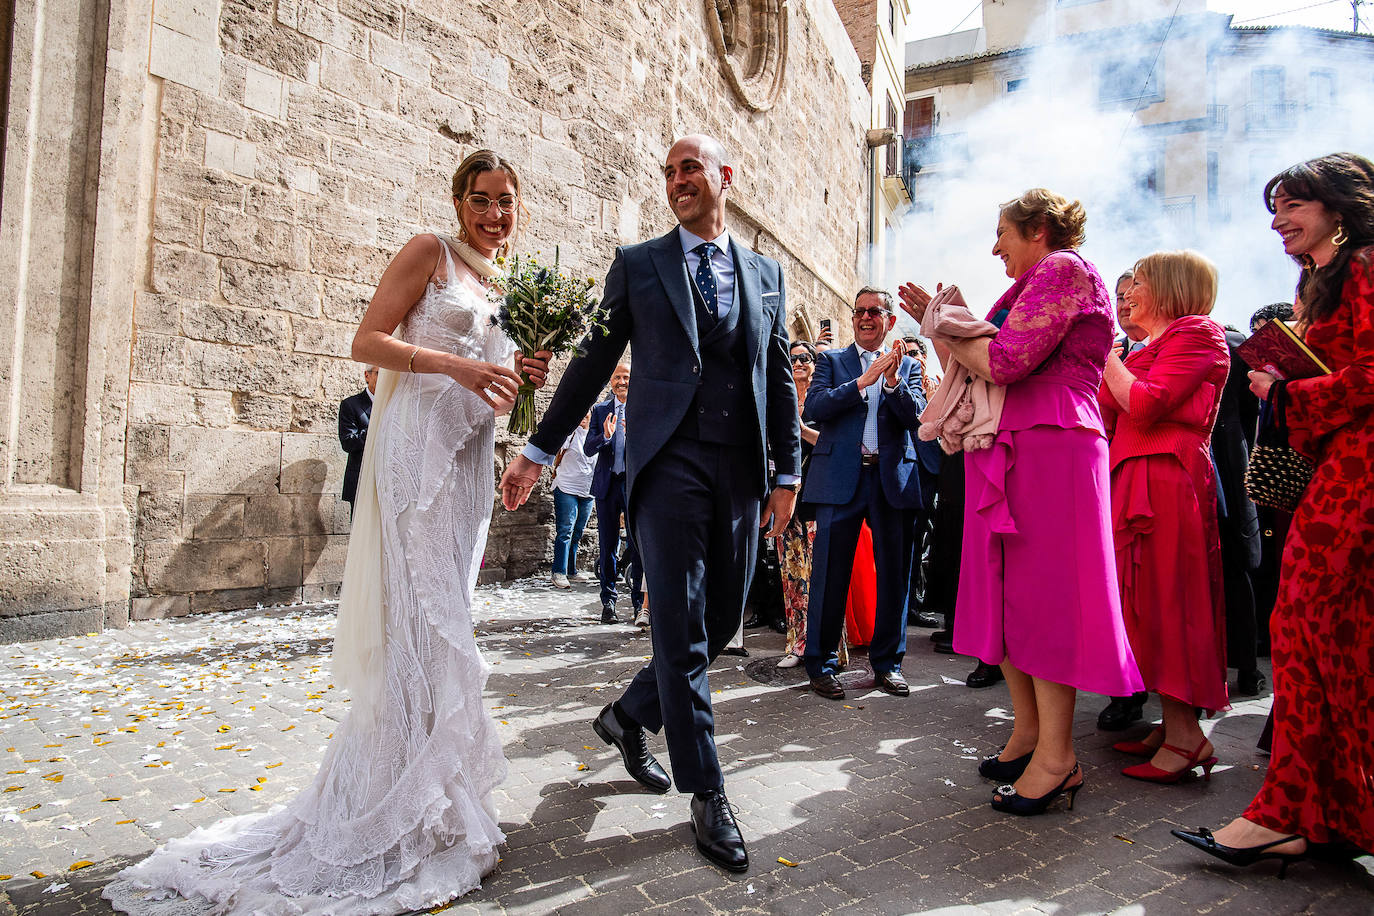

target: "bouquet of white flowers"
[489,248,606,436]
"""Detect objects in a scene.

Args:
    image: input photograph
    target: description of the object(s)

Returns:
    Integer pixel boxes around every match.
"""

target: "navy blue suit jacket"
[801,344,928,510]
[583,396,624,500]
[528,228,800,502]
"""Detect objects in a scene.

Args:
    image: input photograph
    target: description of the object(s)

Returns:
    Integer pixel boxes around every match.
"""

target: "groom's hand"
[760,487,796,538]
[500,454,543,510]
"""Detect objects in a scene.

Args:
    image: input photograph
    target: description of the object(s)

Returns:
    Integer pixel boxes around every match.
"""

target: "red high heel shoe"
[1122,737,1217,783]
[1112,726,1164,758]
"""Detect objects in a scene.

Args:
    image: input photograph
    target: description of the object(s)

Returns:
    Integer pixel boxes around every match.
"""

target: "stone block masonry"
[0,0,870,638]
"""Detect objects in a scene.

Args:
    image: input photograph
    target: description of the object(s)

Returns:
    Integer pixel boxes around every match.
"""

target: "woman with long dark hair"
[1175,152,1374,872]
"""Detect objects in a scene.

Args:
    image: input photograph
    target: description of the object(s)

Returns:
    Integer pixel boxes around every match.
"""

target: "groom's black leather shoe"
[691,789,749,872]
[592,705,670,793]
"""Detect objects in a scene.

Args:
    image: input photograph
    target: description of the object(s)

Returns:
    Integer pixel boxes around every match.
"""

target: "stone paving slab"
[1,581,1371,914]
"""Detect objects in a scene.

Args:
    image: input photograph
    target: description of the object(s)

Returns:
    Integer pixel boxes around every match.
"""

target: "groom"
[500,134,800,872]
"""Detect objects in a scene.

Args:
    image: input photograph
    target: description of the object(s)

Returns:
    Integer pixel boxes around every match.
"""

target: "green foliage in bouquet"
[489,248,607,436]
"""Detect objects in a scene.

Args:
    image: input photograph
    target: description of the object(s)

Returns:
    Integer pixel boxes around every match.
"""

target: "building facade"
[0,0,873,640]
[902,0,1374,324]
[834,0,912,293]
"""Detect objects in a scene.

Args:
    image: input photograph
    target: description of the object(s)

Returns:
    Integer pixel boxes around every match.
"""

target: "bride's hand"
[515,350,554,389]
[444,356,521,409]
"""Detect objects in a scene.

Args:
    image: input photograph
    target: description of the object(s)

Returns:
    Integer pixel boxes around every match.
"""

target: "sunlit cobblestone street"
[1,583,1370,914]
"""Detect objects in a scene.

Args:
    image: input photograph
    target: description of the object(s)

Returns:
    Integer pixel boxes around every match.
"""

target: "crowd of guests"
[528,151,1371,873]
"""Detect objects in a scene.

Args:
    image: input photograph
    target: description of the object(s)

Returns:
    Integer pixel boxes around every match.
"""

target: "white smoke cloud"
[889,18,1374,335]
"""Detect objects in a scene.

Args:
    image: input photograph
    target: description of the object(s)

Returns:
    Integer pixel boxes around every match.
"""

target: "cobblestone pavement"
[2,582,1371,915]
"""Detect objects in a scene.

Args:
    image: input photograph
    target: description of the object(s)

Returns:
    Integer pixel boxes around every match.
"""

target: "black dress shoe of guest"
[1171,827,1307,878]
[933,635,956,655]
[966,661,1004,689]
[591,705,670,793]
[876,671,910,696]
[978,747,1033,782]
[1096,692,1147,731]
[1237,669,1268,697]
[691,789,749,872]
[600,601,618,624]
[768,618,788,635]
[742,612,765,629]
[929,628,952,644]
[720,646,749,657]
[809,674,845,700]
[915,610,944,628]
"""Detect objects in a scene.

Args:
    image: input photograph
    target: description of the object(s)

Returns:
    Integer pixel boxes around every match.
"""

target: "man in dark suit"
[583,363,644,623]
[1098,269,1151,728]
[499,134,800,873]
[801,289,927,700]
[1214,326,1264,696]
[337,365,378,514]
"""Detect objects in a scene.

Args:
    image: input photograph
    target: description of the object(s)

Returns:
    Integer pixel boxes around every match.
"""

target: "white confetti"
[44,882,70,893]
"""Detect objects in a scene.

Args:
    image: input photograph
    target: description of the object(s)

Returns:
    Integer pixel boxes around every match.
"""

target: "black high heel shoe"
[1171,827,1307,878]
[990,763,1082,816]
[978,747,1033,783]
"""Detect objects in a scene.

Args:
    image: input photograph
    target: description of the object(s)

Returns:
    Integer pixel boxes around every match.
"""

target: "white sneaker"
[634,607,650,628]
[571,570,593,582]
[776,653,801,669]
[551,573,571,589]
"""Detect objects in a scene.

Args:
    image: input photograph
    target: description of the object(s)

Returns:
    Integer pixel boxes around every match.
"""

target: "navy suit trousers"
[618,436,759,794]
[805,466,914,679]
[595,473,642,606]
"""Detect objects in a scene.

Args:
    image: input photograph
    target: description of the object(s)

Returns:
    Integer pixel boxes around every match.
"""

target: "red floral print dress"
[1244,245,1374,851]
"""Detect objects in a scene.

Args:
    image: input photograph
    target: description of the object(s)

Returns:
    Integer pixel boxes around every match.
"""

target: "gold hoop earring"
[1332,224,1349,248]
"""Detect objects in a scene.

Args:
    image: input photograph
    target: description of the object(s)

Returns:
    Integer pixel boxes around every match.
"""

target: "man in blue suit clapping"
[802,289,928,701]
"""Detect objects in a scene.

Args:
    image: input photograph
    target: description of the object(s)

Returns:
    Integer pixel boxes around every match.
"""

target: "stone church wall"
[0,0,869,638]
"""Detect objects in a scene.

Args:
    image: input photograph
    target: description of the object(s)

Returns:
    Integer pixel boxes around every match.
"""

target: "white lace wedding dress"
[104,237,513,915]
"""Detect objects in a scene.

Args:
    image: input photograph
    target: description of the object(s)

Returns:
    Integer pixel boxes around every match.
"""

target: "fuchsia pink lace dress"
[953,251,1144,695]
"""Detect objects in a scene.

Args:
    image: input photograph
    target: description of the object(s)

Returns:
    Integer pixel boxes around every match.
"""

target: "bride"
[104,150,552,914]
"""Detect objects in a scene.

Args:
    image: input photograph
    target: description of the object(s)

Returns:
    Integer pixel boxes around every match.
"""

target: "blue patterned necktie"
[694,242,719,318]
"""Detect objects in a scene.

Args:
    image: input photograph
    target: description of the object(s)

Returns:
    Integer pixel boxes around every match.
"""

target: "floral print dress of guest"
[1244,246,1374,852]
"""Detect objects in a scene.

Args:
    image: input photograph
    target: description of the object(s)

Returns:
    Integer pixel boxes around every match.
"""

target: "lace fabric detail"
[104,238,513,916]
[985,250,1114,389]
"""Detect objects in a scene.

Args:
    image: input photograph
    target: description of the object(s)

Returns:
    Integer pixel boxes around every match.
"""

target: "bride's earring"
[1332,223,1349,249]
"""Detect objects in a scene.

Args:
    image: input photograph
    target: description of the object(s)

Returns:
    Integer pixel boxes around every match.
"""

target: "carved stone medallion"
[705,0,788,113]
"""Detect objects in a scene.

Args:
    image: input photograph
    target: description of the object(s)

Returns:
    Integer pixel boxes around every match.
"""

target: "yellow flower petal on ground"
[777,857,799,867]
[101,796,120,802]
[265,762,283,769]
[69,860,93,870]
[115,819,135,825]
[29,871,45,878]
[217,788,236,793]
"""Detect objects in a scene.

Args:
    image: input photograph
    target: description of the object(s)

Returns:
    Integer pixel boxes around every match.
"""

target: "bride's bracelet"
[408,347,420,372]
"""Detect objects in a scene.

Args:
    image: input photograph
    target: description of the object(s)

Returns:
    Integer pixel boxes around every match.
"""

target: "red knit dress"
[1098,315,1231,712]
[1245,246,1374,851]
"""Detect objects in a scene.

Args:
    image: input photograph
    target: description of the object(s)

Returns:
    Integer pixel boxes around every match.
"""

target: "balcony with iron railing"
[1245,100,1299,133]
[1161,195,1196,234]
[1206,104,1228,135]
[902,133,969,178]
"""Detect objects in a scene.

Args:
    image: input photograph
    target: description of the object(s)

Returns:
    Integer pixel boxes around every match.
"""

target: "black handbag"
[1244,381,1313,513]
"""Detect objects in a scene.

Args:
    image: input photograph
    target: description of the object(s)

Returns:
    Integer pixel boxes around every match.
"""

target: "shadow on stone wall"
[132,459,345,620]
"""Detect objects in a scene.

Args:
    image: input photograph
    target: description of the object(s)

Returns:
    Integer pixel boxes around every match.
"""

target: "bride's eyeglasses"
[463,194,519,215]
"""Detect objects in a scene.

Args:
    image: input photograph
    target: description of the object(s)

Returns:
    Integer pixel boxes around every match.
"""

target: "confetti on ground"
[778,857,799,867]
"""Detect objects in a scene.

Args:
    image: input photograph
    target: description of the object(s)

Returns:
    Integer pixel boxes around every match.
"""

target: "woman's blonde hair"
[1000,188,1087,250]
[1133,250,1218,319]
